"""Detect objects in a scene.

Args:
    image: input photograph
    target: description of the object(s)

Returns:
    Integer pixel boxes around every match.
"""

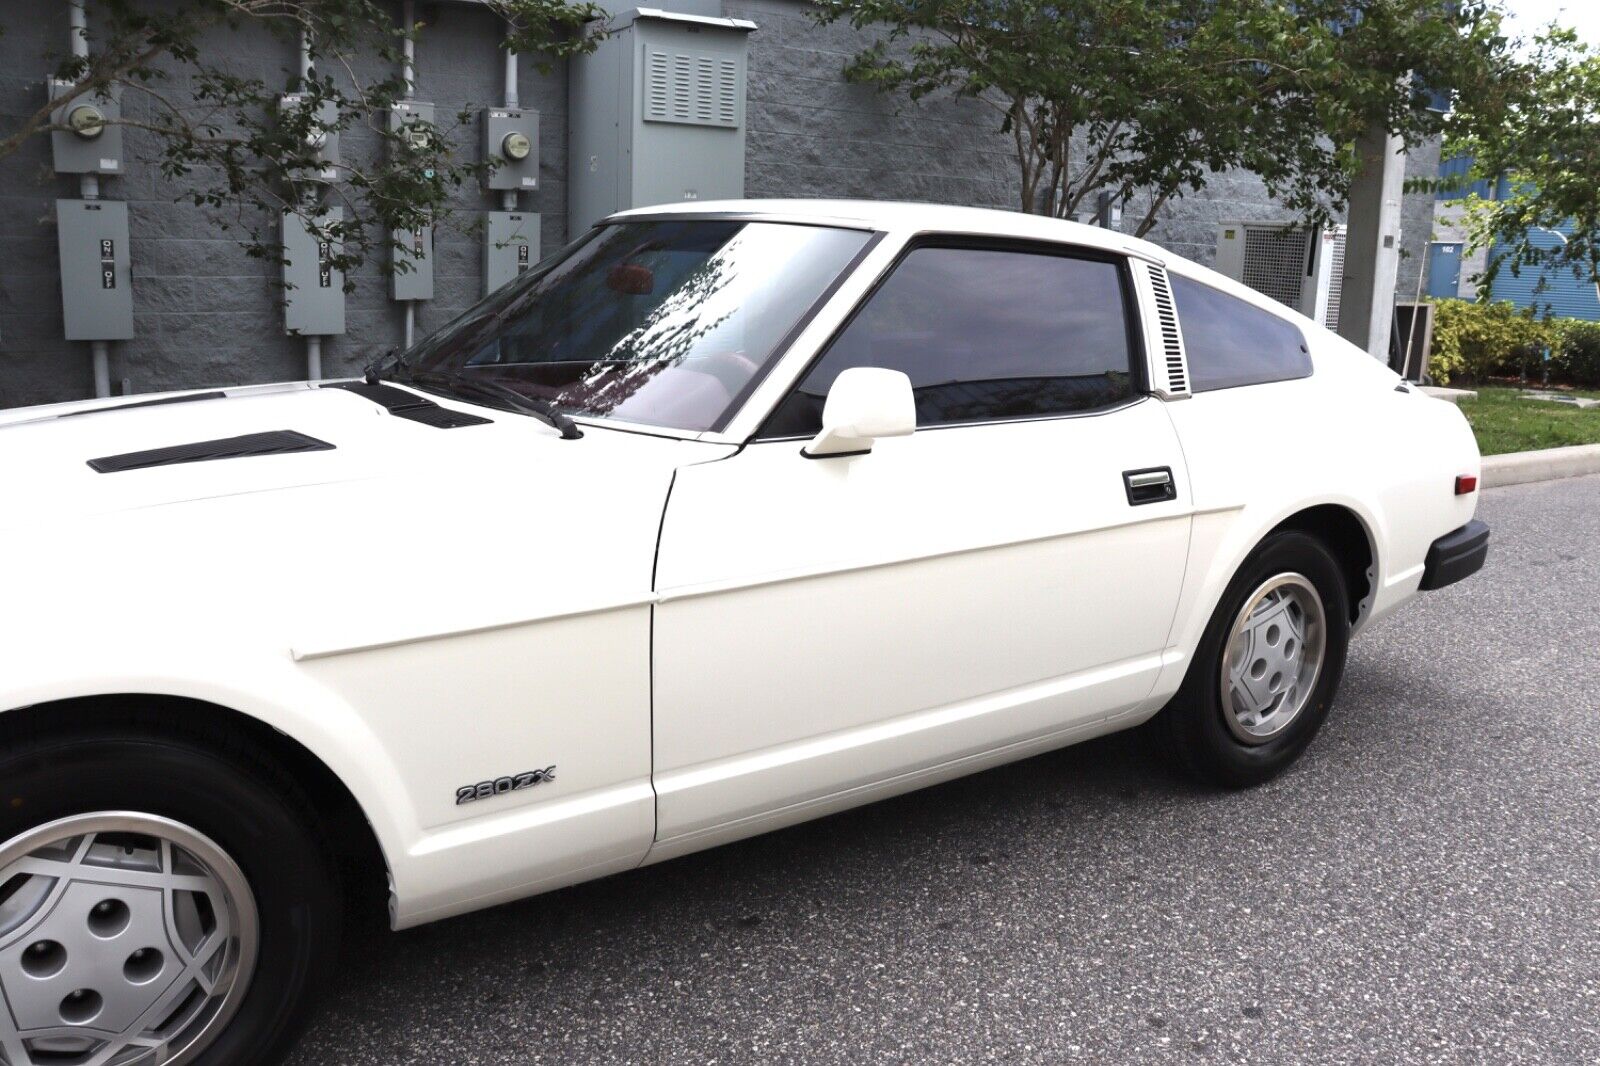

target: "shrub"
[1556,321,1600,388]
[1427,299,1557,385]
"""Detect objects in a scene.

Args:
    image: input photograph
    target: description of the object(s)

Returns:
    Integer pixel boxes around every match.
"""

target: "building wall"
[0,0,1438,410]
[0,1,568,410]
[1431,159,1600,321]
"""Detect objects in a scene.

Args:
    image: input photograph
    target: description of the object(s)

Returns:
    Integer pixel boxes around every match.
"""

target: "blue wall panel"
[1490,223,1600,322]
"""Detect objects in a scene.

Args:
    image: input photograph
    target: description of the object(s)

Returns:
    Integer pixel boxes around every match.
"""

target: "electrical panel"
[389,99,435,149]
[56,199,133,340]
[485,211,540,295]
[282,209,345,335]
[279,93,339,184]
[389,102,435,301]
[482,107,540,192]
[568,9,756,232]
[1215,221,1349,331]
[49,80,122,175]
[391,225,434,301]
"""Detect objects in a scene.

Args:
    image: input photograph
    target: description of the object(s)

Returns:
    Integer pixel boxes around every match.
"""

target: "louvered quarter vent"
[1145,264,1190,398]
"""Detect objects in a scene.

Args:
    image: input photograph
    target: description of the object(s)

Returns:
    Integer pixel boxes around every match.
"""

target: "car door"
[650,239,1192,845]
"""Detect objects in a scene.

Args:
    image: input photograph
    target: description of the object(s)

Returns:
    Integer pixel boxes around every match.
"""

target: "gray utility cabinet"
[49,81,123,176]
[282,209,345,336]
[568,8,756,234]
[56,199,133,340]
[485,211,541,296]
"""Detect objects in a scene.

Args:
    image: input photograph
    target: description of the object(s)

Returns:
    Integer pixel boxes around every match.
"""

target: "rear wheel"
[1156,531,1351,787]
[0,730,339,1066]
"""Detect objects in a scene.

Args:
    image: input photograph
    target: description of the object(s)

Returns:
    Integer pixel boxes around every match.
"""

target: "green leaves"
[813,0,1514,237]
[6,0,606,283]
[1446,25,1600,302]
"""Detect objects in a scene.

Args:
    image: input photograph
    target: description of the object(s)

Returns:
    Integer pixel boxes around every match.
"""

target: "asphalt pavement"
[288,474,1600,1065]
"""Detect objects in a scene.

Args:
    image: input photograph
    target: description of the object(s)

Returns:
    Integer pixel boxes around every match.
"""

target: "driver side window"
[761,242,1139,438]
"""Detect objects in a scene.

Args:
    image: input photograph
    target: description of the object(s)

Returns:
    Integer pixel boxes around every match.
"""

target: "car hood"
[0,382,726,534]
[0,381,742,700]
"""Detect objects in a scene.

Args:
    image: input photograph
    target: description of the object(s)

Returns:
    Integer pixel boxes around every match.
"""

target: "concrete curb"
[1482,443,1600,489]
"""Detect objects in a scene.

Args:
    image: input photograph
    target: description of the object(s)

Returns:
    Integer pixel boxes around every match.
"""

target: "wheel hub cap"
[0,814,257,1066]
[1222,573,1327,744]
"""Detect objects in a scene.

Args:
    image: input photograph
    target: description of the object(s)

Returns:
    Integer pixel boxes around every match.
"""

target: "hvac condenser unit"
[1215,222,1348,331]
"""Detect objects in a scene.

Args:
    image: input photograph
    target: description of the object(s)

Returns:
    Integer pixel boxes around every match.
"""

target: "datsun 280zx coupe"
[0,200,1488,1065]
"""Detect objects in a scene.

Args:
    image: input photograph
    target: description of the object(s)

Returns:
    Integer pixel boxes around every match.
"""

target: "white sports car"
[0,200,1488,1065]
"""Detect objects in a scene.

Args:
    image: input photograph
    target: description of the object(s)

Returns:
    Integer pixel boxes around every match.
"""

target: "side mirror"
[803,367,916,458]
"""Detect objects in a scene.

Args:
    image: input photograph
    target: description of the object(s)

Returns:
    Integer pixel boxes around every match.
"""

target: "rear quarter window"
[1170,275,1312,392]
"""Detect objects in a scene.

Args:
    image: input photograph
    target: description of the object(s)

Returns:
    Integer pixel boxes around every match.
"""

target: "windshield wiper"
[363,347,413,385]
[405,370,583,440]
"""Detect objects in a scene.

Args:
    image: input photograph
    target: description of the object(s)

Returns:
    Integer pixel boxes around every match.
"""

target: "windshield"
[394,219,873,433]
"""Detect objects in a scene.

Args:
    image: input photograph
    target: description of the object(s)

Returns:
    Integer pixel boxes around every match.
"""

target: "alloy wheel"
[0,813,258,1066]
[1220,573,1327,744]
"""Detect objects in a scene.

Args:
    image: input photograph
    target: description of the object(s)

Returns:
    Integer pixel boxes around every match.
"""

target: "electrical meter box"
[391,225,434,301]
[388,103,436,301]
[282,209,345,335]
[389,100,435,153]
[568,9,756,232]
[49,80,122,175]
[279,93,339,184]
[482,107,540,192]
[485,211,540,295]
[56,198,133,340]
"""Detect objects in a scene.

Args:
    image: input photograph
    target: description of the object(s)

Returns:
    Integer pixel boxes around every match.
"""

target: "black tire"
[1155,530,1351,787]
[0,725,340,1066]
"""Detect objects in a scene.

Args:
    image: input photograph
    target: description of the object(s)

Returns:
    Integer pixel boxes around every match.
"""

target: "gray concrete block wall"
[0,1,566,409]
[0,0,1433,409]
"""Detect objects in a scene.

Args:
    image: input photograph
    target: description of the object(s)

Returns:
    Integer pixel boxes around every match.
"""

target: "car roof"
[604,198,1172,263]
[603,198,1334,337]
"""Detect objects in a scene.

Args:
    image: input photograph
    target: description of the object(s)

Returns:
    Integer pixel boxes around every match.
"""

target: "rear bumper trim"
[1419,519,1490,591]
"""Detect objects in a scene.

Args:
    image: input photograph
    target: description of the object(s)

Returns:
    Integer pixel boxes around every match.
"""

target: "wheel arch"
[0,693,392,922]
[1269,503,1377,629]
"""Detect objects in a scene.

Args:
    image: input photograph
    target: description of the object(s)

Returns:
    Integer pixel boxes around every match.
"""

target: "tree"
[811,0,1514,237]
[1443,26,1600,307]
[1,0,606,278]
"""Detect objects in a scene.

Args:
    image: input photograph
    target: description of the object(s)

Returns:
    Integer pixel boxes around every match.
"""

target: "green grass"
[1458,385,1600,456]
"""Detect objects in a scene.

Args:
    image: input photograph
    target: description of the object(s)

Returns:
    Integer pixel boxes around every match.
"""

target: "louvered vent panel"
[645,51,670,120]
[718,59,738,125]
[1324,229,1348,332]
[643,49,740,128]
[1146,264,1189,395]
[1241,226,1311,310]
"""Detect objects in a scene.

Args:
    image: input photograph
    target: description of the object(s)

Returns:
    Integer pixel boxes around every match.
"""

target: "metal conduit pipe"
[402,1,416,99]
[72,0,112,396]
[300,29,321,379]
[502,18,520,212]
[503,19,519,109]
[402,1,417,351]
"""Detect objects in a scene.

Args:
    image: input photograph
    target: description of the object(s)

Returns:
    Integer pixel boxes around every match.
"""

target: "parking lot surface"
[289,475,1600,1065]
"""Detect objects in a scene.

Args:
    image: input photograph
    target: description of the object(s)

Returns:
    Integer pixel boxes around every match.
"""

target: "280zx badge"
[455,766,556,805]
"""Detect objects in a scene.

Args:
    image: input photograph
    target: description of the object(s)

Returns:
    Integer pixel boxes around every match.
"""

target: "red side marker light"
[1455,475,1478,495]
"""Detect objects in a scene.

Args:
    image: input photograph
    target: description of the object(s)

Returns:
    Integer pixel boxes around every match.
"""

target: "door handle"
[1123,466,1176,505]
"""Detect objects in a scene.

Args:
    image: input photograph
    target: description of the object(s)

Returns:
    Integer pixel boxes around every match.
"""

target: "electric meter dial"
[67,103,106,139]
[501,131,533,162]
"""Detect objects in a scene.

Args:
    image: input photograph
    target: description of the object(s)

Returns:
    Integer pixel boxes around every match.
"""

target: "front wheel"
[1156,531,1351,787]
[0,729,340,1066]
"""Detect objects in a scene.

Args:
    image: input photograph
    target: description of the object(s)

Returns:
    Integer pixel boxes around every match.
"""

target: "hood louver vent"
[60,391,228,419]
[88,430,334,474]
[1145,264,1190,399]
[320,381,493,429]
